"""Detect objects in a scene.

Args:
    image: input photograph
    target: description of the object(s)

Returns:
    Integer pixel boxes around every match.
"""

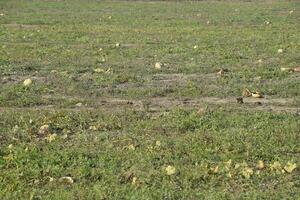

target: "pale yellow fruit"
[224,160,232,170]
[212,165,219,173]
[284,162,297,173]
[38,124,49,135]
[105,68,112,74]
[132,177,137,185]
[165,165,176,175]
[62,134,68,139]
[241,167,253,179]
[49,177,55,182]
[155,140,161,147]
[234,163,241,169]
[89,125,97,131]
[155,62,162,69]
[280,67,293,72]
[63,128,70,134]
[270,161,282,171]
[46,133,57,142]
[224,159,232,167]
[217,69,228,76]
[115,43,120,47]
[257,160,265,170]
[94,68,105,73]
[227,172,232,178]
[277,49,283,53]
[128,144,135,150]
[242,88,252,97]
[75,102,83,107]
[251,92,263,98]
[23,78,32,86]
[59,176,74,184]
[193,45,198,49]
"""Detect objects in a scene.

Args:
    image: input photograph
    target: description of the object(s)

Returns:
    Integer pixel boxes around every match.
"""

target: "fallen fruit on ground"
[155,62,162,69]
[38,125,50,135]
[45,133,57,142]
[242,167,253,179]
[284,162,297,173]
[243,88,252,97]
[1,1,299,199]
[280,68,293,72]
[23,78,33,86]
[75,102,83,107]
[132,177,137,185]
[217,68,228,76]
[270,161,282,172]
[251,92,263,98]
[128,144,135,150]
[59,177,74,184]
[257,160,265,170]
[94,68,105,73]
[165,165,176,175]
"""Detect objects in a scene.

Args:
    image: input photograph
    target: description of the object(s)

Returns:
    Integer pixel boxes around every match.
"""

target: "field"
[0,0,300,199]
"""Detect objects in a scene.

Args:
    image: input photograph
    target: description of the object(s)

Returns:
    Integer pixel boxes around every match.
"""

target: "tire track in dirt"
[0,96,298,114]
[1,72,299,113]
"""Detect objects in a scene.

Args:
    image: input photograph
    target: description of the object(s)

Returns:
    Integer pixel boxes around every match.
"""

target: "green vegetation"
[0,0,299,199]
